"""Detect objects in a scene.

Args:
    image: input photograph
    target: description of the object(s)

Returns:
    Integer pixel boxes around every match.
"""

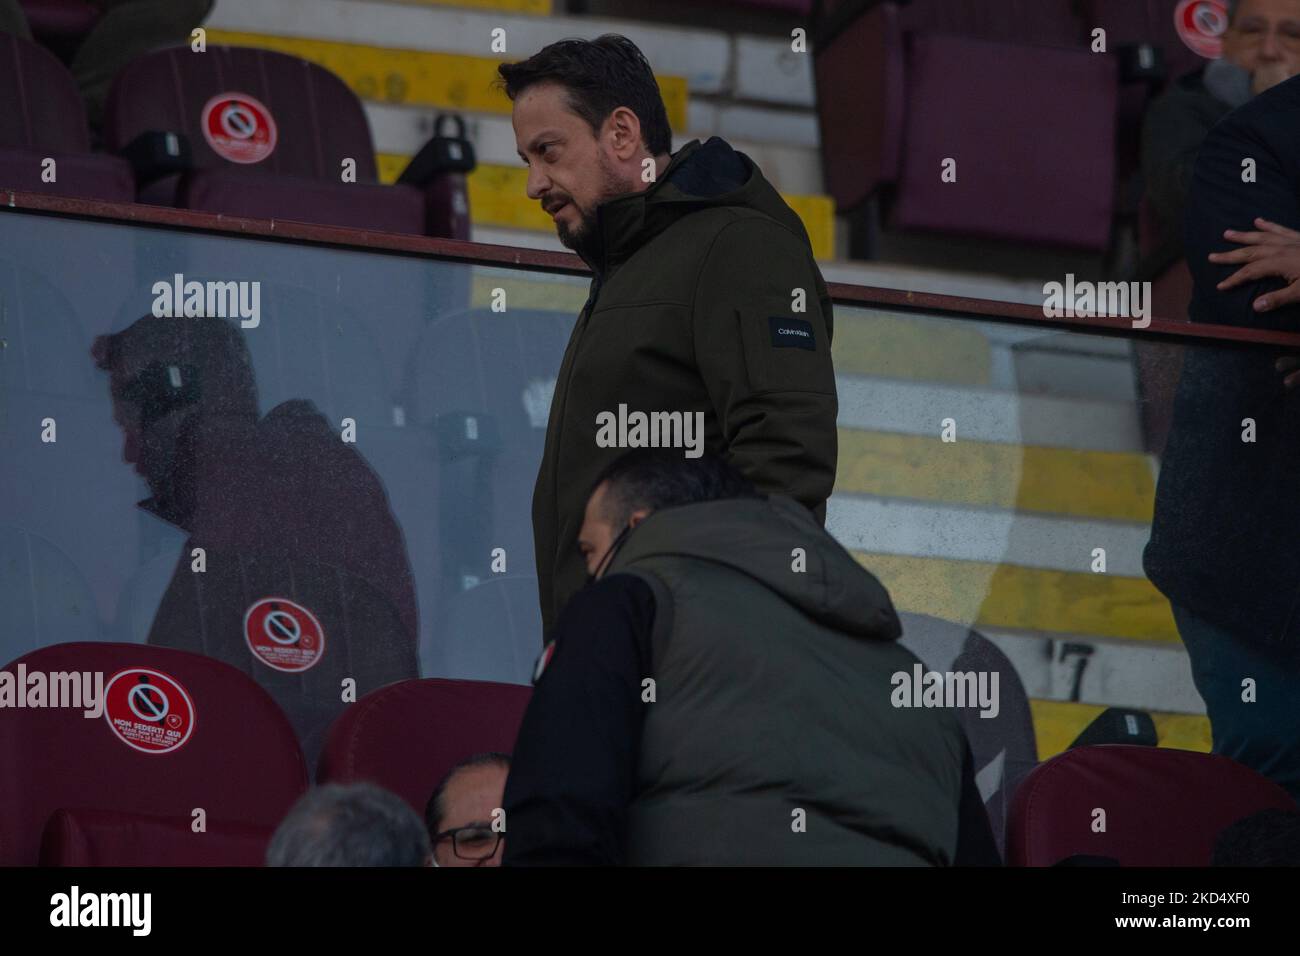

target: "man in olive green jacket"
[503,452,994,866]
[500,35,838,635]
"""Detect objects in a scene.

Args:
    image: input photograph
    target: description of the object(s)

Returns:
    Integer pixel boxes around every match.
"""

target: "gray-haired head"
[267,782,431,867]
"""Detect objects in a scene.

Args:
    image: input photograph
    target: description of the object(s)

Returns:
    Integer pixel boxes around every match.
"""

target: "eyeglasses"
[432,824,503,861]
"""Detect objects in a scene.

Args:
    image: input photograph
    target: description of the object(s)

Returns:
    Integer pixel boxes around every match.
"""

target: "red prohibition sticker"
[103,668,195,755]
[201,92,278,164]
[244,597,325,673]
[1174,0,1230,59]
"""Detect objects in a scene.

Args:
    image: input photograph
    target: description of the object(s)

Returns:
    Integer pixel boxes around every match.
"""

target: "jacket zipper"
[550,270,602,486]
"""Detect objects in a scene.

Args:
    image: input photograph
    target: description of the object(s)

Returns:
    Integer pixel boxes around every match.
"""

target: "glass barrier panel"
[3,209,1298,801]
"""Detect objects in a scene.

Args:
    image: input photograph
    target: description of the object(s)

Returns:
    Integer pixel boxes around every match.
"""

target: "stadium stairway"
[201,0,835,256]
[470,270,1212,763]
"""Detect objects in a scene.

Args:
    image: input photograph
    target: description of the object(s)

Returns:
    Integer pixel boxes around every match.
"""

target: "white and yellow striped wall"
[204,0,834,257]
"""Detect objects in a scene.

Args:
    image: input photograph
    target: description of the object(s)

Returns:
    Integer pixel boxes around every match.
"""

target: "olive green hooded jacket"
[532,137,839,635]
[607,495,966,865]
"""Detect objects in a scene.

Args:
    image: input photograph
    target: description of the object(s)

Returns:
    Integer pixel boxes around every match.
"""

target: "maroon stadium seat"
[812,2,905,213]
[814,1,1119,250]
[317,678,531,814]
[0,642,308,865]
[17,0,101,43]
[713,0,812,12]
[1006,745,1295,866]
[102,45,469,238]
[40,808,273,866]
[0,33,133,202]
[894,0,1082,48]
[892,34,1117,250]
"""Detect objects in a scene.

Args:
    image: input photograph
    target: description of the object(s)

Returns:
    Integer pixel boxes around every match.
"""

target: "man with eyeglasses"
[1142,0,1300,277]
[424,752,510,867]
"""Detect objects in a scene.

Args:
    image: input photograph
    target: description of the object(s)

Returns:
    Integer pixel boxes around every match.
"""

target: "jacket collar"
[580,139,707,277]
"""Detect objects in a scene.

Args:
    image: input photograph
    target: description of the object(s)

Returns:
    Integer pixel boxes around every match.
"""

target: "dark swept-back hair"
[592,450,762,528]
[424,751,512,837]
[496,34,673,157]
[92,313,259,422]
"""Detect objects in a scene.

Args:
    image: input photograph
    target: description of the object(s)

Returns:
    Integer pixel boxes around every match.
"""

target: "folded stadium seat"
[898,611,1037,859]
[398,305,571,673]
[0,641,308,865]
[0,527,105,663]
[40,808,273,866]
[101,45,470,239]
[813,1,1119,251]
[892,0,1082,45]
[0,33,133,201]
[1006,744,1295,866]
[714,0,812,10]
[892,35,1117,250]
[0,255,142,640]
[317,678,531,814]
[421,577,544,684]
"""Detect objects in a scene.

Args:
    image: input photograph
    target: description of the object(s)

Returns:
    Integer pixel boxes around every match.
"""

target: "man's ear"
[628,508,652,529]
[608,106,644,160]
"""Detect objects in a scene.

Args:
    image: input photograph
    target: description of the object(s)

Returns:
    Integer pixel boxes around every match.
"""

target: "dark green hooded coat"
[606,495,966,866]
[532,137,839,635]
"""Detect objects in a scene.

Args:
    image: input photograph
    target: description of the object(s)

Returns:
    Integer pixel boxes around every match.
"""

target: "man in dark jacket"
[503,452,999,866]
[498,35,839,636]
[1141,0,1300,275]
[1144,71,1300,800]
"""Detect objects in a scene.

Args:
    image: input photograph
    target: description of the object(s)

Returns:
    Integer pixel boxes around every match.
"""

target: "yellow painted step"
[205,30,688,128]
[833,310,992,384]
[1031,699,1211,761]
[469,271,588,311]
[854,552,1180,643]
[374,0,552,13]
[837,430,1155,522]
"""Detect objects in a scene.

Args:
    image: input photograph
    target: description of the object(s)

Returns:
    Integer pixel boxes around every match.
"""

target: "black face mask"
[585,521,635,586]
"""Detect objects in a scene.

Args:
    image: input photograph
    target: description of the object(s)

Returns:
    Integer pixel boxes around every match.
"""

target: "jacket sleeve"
[501,574,655,866]
[692,217,839,522]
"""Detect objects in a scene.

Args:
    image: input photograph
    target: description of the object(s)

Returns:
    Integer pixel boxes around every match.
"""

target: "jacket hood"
[585,136,813,276]
[606,495,902,641]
